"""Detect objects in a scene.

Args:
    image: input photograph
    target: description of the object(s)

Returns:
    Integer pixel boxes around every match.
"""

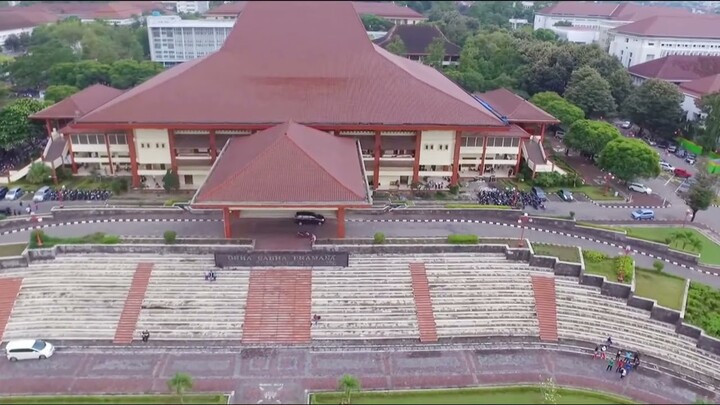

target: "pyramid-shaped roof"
[31,84,125,120]
[192,122,370,206]
[474,88,559,124]
[680,73,720,98]
[374,24,461,56]
[75,1,503,128]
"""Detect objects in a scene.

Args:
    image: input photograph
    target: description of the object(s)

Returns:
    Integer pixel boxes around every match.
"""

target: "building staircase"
[531,274,559,342]
[0,278,22,341]
[409,263,438,343]
[113,263,154,344]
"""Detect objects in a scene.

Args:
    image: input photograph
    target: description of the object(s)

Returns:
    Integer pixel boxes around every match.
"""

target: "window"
[184,175,193,185]
[648,42,654,46]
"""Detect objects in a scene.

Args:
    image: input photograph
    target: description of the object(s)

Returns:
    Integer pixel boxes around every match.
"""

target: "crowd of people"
[593,337,641,379]
[0,137,48,175]
[477,188,545,209]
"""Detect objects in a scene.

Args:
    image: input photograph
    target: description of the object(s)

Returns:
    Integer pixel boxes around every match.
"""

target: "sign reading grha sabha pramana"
[215,252,349,268]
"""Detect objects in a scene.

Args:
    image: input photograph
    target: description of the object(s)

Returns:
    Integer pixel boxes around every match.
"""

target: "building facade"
[147,16,233,66]
[176,1,209,14]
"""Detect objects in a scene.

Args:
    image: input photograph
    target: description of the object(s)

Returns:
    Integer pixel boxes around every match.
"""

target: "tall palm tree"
[685,234,703,254]
[167,372,193,404]
[337,374,361,405]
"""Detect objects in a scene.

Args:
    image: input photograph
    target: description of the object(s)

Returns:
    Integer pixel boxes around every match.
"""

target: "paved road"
[0,346,712,404]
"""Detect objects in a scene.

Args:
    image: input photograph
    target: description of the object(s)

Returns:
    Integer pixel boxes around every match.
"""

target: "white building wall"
[176,1,210,14]
[418,130,455,166]
[681,94,705,121]
[0,27,35,51]
[135,129,171,165]
[609,33,720,68]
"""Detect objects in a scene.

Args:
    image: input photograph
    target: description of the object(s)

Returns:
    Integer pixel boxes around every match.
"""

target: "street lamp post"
[683,209,692,227]
[518,213,532,247]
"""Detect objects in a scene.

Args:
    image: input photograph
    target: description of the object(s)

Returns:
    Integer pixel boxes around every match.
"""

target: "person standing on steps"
[606,358,615,372]
[141,330,150,342]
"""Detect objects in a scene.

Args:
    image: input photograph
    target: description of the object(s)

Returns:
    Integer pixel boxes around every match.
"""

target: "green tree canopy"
[0,98,48,150]
[7,41,78,89]
[49,60,111,89]
[686,161,720,222]
[44,85,80,104]
[623,79,684,139]
[386,36,407,56]
[428,9,479,46]
[424,36,445,69]
[529,91,585,127]
[533,28,557,42]
[109,60,164,89]
[607,69,634,109]
[338,374,361,404]
[26,162,52,184]
[455,30,523,92]
[563,66,616,118]
[597,137,661,183]
[564,119,621,157]
[361,14,394,31]
[696,92,720,153]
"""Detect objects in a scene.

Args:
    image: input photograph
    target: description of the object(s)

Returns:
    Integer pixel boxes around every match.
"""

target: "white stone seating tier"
[1,257,138,341]
[421,253,548,338]
[554,277,720,380]
[135,257,249,341]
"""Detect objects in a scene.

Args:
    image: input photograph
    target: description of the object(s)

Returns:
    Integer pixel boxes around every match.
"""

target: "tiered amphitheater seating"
[311,254,420,340]
[424,252,549,338]
[555,277,720,379]
[2,255,138,341]
[136,256,250,340]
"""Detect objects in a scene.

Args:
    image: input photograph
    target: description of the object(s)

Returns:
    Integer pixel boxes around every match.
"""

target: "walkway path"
[0,346,713,404]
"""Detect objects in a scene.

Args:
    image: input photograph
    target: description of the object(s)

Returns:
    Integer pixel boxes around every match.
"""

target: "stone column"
[223,207,232,239]
[336,207,346,239]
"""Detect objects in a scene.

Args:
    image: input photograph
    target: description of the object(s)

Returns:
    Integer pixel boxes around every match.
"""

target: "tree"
[624,79,684,138]
[26,163,52,184]
[666,230,702,252]
[109,60,164,89]
[697,92,720,153]
[0,98,48,150]
[686,161,720,222]
[424,37,445,69]
[607,69,634,110]
[167,372,193,403]
[529,92,585,127]
[563,66,616,118]
[49,60,112,89]
[361,14,394,31]
[338,374,361,405]
[429,9,479,46]
[162,169,180,192]
[386,36,407,56]
[455,30,524,92]
[564,120,621,157]
[0,84,9,109]
[44,85,79,104]
[6,41,78,89]
[597,138,661,183]
[533,28,557,42]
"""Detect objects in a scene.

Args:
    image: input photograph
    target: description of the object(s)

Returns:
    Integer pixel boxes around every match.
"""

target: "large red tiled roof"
[193,121,370,205]
[679,73,720,98]
[11,1,164,20]
[613,15,720,38]
[0,8,59,31]
[31,84,125,120]
[374,24,461,56]
[628,55,720,82]
[76,1,504,127]
[537,2,691,20]
[205,1,424,19]
[474,88,559,124]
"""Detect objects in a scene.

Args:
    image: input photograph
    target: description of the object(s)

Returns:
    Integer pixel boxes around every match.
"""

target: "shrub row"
[582,249,607,263]
[614,255,634,283]
[447,234,479,244]
[29,230,121,249]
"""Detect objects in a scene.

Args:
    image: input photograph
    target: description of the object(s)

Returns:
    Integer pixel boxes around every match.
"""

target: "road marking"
[0,218,222,236]
[348,218,719,277]
[258,383,283,404]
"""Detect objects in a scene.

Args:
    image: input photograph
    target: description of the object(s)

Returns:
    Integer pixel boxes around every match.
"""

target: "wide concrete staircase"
[137,256,249,341]
[1,256,138,341]
[424,252,546,338]
[311,254,420,340]
[555,277,720,380]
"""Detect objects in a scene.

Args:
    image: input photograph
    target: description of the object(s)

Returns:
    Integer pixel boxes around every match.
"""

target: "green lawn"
[531,243,581,263]
[0,394,227,404]
[311,386,635,404]
[634,267,686,310]
[0,243,27,257]
[623,227,720,266]
[584,258,630,284]
[28,231,121,249]
[575,222,626,233]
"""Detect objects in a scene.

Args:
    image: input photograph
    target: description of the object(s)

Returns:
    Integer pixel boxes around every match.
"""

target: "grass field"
[0,243,27,257]
[634,267,686,310]
[623,227,720,265]
[0,394,227,404]
[310,386,635,404]
[531,243,581,263]
[583,257,630,284]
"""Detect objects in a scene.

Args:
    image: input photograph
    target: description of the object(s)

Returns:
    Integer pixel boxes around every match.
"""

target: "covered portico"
[190,121,372,241]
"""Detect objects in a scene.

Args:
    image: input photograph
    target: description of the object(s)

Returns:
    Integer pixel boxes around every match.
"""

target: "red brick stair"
[242,270,312,344]
[113,263,154,344]
[531,275,558,342]
[409,263,438,343]
[0,277,22,341]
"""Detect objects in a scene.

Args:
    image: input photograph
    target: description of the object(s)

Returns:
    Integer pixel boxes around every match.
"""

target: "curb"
[0,218,223,236]
[348,218,719,277]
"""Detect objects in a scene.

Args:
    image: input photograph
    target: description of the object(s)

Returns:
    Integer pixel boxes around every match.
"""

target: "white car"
[621,121,632,129]
[628,183,652,194]
[660,161,674,172]
[4,339,55,361]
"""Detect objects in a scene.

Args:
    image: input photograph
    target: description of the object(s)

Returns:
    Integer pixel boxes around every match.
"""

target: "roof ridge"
[373,45,503,125]
[286,124,365,200]
[199,125,289,201]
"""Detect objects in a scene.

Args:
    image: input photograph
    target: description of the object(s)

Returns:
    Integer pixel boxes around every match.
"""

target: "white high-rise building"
[147,15,233,66]
[175,1,210,14]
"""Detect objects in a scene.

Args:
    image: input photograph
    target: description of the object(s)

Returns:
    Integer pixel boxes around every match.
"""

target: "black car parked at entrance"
[295,211,325,225]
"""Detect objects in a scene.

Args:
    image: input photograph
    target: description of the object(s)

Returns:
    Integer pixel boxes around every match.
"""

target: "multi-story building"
[679,73,720,121]
[608,15,720,68]
[43,2,557,193]
[627,55,720,86]
[175,1,210,14]
[533,2,692,47]
[148,16,233,66]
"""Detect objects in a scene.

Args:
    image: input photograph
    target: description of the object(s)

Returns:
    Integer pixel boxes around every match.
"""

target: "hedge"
[614,255,634,283]
[447,234,479,244]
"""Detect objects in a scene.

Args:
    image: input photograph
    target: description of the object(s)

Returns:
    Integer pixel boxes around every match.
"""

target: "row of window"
[424,144,450,151]
[139,142,166,149]
[461,137,521,148]
[656,42,720,49]
[71,134,127,145]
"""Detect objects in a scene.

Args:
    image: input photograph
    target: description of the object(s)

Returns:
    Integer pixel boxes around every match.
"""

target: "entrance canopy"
[191,121,372,208]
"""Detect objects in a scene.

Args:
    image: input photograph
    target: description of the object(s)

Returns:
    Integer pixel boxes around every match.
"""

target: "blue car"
[631,209,655,220]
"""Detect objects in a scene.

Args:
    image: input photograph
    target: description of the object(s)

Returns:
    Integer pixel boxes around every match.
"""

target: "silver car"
[628,183,652,194]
